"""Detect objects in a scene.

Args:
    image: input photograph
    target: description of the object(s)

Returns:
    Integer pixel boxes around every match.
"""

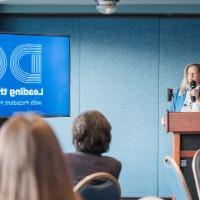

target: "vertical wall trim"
[78,19,81,114]
[157,17,161,196]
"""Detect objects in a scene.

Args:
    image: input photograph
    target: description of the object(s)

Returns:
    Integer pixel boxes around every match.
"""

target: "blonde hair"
[0,114,77,200]
[179,63,200,94]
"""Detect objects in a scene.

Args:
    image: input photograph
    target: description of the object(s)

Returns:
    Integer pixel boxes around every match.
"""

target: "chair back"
[192,149,200,199]
[74,172,121,200]
[164,156,192,200]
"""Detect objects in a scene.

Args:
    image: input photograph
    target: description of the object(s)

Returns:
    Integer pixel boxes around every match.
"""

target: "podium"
[166,111,200,200]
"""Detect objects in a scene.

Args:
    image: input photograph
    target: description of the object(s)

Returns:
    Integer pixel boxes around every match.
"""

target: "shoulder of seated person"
[101,155,121,164]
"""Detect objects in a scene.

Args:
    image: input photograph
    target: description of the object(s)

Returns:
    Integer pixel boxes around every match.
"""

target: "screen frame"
[0,32,71,118]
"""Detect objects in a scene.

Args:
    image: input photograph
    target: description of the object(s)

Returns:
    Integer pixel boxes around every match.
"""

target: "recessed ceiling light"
[95,0,120,15]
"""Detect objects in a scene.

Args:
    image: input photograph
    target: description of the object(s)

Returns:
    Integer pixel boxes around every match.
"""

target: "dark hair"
[0,118,8,128]
[72,110,111,155]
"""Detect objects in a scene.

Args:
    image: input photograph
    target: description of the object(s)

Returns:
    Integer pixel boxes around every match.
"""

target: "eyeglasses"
[187,72,199,76]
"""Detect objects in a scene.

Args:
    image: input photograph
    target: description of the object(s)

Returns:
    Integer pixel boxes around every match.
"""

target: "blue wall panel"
[79,18,159,196]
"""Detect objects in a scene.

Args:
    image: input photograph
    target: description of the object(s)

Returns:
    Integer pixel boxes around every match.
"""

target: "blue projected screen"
[0,33,70,117]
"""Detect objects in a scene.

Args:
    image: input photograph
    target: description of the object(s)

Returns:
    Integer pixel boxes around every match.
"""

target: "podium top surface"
[166,112,200,133]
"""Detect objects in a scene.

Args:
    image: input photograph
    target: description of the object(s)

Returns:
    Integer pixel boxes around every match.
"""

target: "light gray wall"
[1,15,200,197]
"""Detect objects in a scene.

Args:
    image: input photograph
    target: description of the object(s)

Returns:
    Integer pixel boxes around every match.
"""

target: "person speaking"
[169,63,200,112]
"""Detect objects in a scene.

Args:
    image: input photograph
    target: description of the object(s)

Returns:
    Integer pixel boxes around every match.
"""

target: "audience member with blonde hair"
[0,113,79,200]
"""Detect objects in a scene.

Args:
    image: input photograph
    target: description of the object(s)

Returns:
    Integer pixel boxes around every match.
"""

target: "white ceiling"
[1,0,200,14]
[2,0,200,5]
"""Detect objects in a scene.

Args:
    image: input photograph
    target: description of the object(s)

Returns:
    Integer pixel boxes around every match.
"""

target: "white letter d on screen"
[10,44,42,83]
[0,47,7,80]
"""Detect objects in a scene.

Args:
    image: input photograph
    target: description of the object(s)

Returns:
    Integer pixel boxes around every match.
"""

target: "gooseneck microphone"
[190,80,197,102]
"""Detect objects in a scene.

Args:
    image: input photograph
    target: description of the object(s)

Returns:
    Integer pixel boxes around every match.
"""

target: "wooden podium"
[166,111,200,200]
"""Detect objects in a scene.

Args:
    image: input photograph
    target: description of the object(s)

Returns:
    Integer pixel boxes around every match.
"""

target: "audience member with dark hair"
[0,113,79,200]
[64,110,121,185]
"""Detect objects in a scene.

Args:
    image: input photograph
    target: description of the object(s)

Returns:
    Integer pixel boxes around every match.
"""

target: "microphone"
[167,88,173,102]
[190,80,197,102]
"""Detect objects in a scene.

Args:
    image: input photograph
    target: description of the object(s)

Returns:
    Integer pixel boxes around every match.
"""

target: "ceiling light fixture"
[95,0,120,15]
